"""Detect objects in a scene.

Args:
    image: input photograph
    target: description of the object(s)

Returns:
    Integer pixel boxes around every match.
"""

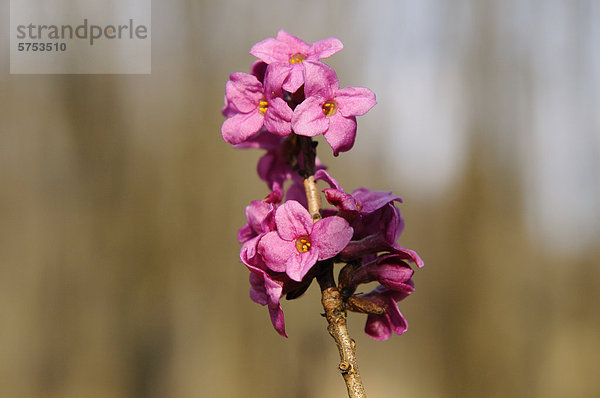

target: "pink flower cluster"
[222,31,423,340]
[222,30,376,156]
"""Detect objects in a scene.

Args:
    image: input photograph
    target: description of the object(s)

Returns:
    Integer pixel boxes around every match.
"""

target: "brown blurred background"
[1,1,599,397]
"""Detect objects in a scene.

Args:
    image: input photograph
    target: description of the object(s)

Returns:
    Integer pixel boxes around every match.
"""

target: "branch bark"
[321,286,367,398]
[297,140,366,397]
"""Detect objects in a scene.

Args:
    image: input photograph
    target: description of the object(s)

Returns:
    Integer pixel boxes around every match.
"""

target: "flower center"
[289,53,307,64]
[295,236,311,253]
[322,100,338,116]
[258,98,269,115]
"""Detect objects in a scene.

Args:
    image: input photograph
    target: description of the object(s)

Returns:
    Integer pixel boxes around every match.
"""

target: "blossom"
[292,62,376,155]
[315,170,402,216]
[221,70,293,145]
[250,30,343,92]
[246,263,287,337]
[359,285,414,341]
[351,254,414,292]
[339,233,424,268]
[258,200,353,281]
[238,200,277,244]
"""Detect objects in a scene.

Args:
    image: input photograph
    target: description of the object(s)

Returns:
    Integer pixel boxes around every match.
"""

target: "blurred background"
[1,0,599,397]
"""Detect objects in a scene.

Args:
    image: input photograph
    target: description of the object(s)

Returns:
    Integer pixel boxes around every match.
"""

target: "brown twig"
[320,282,367,398]
[299,137,367,397]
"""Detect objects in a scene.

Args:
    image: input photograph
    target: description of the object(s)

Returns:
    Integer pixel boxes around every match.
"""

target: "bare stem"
[304,175,322,220]
[320,285,367,398]
[299,139,367,397]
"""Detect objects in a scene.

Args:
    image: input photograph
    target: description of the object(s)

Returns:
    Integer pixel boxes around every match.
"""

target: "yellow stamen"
[258,98,269,115]
[289,53,307,64]
[295,236,312,253]
[322,100,338,116]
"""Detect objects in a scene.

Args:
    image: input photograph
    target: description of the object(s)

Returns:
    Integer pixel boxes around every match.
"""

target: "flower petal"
[311,216,353,260]
[250,60,268,83]
[385,299,409,336]
[249,272,268,305]
[233,128,283,150]
[285,250,318,281]
[323,188,358,212]
[245,200,276,234]
[335,86,377,117]
[292,95,330,137]
[268,304,287,337]
[308,37,343,60]
[275,200,313,240]
[303,61,338,97]
[247,263,284,304]
[221,111,264,145]
[285,180,308,209]
[275,30,310,53]
[258,231,296,273]
[365,314,392,341]
[323,115,357,156]
[314,169,343,190]
[240,235,264,266]
[264,97,293,136]
[391,244,425,268]
[250,38,290,64]
[264,64,291,97]
[238,224,254,243]
[352,188,402,215]
[225,73,263,113]
[282,64,305,93]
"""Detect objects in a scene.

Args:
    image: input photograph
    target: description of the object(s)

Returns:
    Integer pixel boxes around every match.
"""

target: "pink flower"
[221,70,293,145]
[246,263,288,337]
[250,30,343,93]
[292,62,376,155]
[258,200,353,281]
[339,233,424,268]
[238,200,277,244]
[315,170,403,215]
[359,285,414,341]
[352,254,414,292]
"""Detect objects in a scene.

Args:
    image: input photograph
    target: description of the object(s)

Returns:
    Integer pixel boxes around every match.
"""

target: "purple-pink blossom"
[221,70,293,145]
[238,200,277,244]
[250,30,343,93]
[223,32,423,341]
[292,62,376,155]
[359,285,414,341]
[246,263,287,337]
[258,200,353,281]
[351,254,414,292]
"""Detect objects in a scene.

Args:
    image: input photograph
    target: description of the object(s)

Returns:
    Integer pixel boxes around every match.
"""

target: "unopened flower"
[292,62,376,155]
[351,254,414,292]
[359,285,414,341]
[339,233,424,268]
[316,170,402,215]
[258,200,353,281]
